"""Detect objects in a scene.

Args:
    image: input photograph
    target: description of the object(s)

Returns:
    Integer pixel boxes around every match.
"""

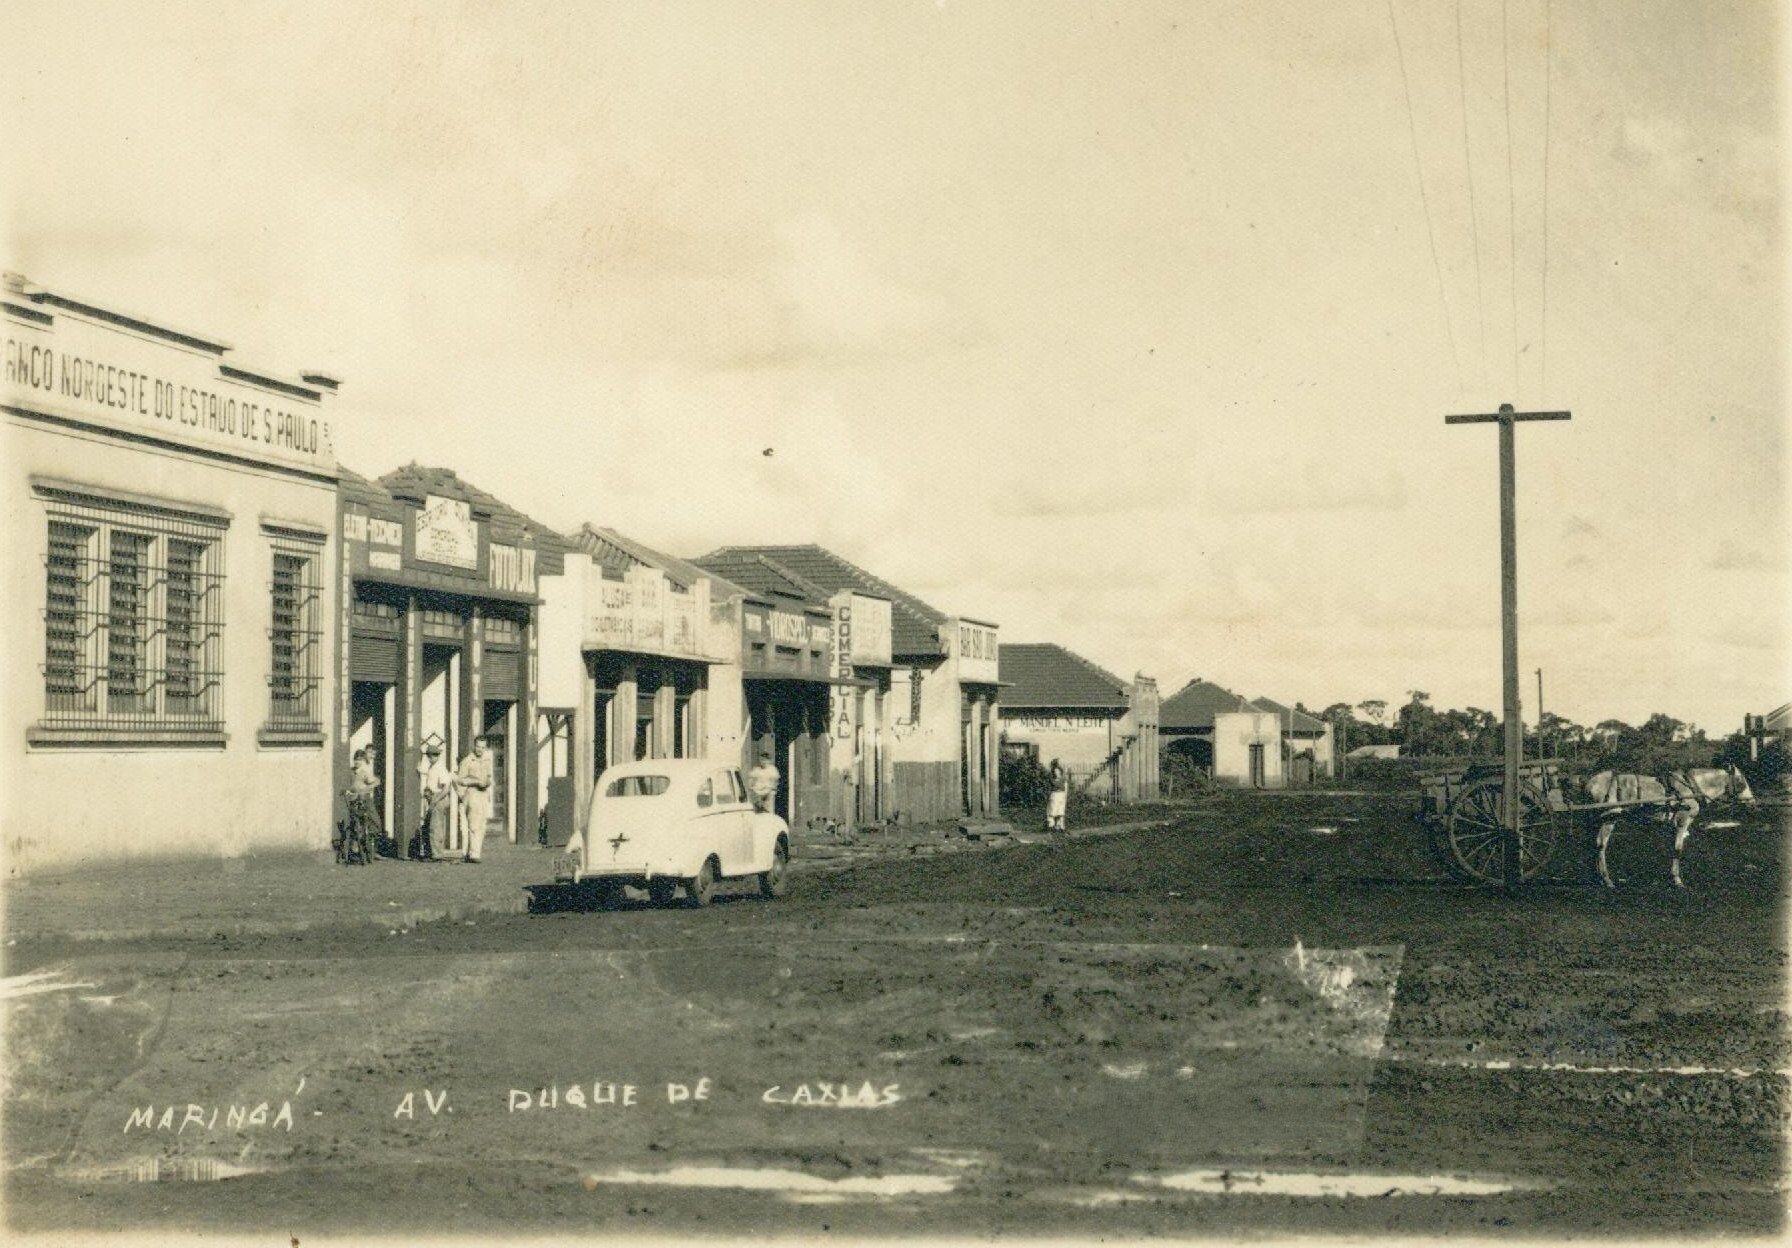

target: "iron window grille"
[39,499,226,740]
[266,542,324,732]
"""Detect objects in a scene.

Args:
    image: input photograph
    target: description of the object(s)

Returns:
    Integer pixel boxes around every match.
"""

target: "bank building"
[3,274,344,874]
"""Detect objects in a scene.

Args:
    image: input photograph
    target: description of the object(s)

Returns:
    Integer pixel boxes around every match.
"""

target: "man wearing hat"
[413,739,453,861]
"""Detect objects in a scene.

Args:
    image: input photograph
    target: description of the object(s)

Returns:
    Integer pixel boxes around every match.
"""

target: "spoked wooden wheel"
[1440,776,1559,886]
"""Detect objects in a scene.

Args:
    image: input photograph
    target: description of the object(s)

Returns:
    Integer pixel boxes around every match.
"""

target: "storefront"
[4,273,342,873]
[553,525,739,841]
[739,597,843,829]
[336,466,564,856]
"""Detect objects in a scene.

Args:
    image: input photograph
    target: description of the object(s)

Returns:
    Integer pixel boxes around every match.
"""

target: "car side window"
[728,770,748,803]
[696,777,714,808]
[713,771,736,806]
[605,775,670,797]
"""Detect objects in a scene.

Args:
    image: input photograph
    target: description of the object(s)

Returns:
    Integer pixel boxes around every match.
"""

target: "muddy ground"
[4,792,1787,1240]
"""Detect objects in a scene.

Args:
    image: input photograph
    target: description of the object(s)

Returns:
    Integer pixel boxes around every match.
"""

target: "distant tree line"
[1300,693,1785,787]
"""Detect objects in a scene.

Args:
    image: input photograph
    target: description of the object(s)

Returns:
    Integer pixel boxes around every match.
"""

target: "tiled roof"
[1159,678,1258,730]
[336,465,396,511]
[1251,697,1328,734]
[377,463,571,556]
[568,525,744,596]
[686,550,830,614]
[696,545,949,657]
[998,643,1129,710]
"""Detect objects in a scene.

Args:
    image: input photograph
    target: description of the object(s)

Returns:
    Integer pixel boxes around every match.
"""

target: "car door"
[711,768,753,873]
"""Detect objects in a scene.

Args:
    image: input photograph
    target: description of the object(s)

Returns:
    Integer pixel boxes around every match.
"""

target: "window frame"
[261,523,327,746]
[30,481,229,748]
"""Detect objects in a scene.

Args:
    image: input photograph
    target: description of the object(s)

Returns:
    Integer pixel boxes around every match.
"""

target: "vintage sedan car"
[553,758,791,907]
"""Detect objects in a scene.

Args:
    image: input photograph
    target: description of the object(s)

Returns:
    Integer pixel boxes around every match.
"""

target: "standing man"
[747,750,781,814]
[414,741,452,861]
[455,735,494,864]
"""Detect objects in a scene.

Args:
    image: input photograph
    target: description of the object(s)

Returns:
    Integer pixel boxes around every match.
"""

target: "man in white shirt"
[454,736,494,864]
[747,751,780,814]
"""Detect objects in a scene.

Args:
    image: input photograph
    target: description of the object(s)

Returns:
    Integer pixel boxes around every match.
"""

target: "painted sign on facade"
[415,494,477,569]
[489,543,537,595]
[849,595,893,666]
[585,568,703,659]
[951,619,1000,684]
[1005,713,1114,732]
[741,601,832,678]
[3,299,336,475]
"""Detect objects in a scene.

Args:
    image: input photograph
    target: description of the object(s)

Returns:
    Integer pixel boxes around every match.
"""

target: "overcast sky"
[5,0,1784,732]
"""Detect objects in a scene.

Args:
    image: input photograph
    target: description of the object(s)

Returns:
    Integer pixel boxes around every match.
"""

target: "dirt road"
[5,794,1786,1239]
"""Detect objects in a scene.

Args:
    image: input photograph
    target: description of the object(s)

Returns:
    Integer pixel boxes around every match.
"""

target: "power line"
[1501,0,1521,397]
[1455,0,1490,389]
[1386,0,1466,392]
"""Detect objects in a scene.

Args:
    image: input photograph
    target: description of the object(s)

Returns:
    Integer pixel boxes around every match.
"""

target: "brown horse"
[1582,766,1755,888]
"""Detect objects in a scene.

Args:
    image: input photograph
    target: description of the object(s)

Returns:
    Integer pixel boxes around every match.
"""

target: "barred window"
[35,492,227,744]
[266,542,323,734]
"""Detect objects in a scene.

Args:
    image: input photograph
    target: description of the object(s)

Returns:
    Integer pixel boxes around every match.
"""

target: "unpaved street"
[5,794,1786,1239]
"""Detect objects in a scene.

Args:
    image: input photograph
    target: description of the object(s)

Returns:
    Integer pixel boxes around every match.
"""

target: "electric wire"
[1387,0,1466,392]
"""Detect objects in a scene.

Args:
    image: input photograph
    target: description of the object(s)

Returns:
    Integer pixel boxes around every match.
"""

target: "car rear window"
[605,775,670,798]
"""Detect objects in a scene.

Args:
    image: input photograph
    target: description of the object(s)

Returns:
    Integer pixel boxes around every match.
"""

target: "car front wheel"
[685,857,718,909]
[758,837,789,900]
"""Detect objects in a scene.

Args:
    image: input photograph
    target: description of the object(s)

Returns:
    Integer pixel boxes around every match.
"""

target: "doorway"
[1248,742,1266,788]
[483,700,515,841]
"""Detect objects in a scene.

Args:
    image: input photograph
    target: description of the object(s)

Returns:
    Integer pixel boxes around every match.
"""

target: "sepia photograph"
[1,1,1786,1244]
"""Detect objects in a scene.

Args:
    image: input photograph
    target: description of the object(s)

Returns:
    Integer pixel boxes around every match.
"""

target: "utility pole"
[1535,668,1544,760]
[1445,403,1571,890]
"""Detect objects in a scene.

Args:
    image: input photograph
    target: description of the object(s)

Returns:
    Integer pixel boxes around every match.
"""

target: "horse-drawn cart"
[1417,758,1735,887]
[1417,758,1569,885]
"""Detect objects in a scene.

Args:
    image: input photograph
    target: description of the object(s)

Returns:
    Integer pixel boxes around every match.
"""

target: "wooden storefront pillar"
[459,605,483,765]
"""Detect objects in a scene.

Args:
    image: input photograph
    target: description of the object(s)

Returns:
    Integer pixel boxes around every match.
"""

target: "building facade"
[4,273,343,873]
[998,644,1160,802]
[695,546,998,825]
[336,466,566,856]
[1160,678,1284,788]
[1253,697,1336,782]
[546,526,740,844]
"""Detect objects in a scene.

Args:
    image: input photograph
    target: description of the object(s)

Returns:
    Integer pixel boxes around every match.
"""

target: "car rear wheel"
[647,878,679,907]
[758,837,789,900]
[685,857,718,909]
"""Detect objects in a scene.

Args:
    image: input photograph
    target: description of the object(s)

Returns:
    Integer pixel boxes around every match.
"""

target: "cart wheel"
[1438,776,1560,886]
